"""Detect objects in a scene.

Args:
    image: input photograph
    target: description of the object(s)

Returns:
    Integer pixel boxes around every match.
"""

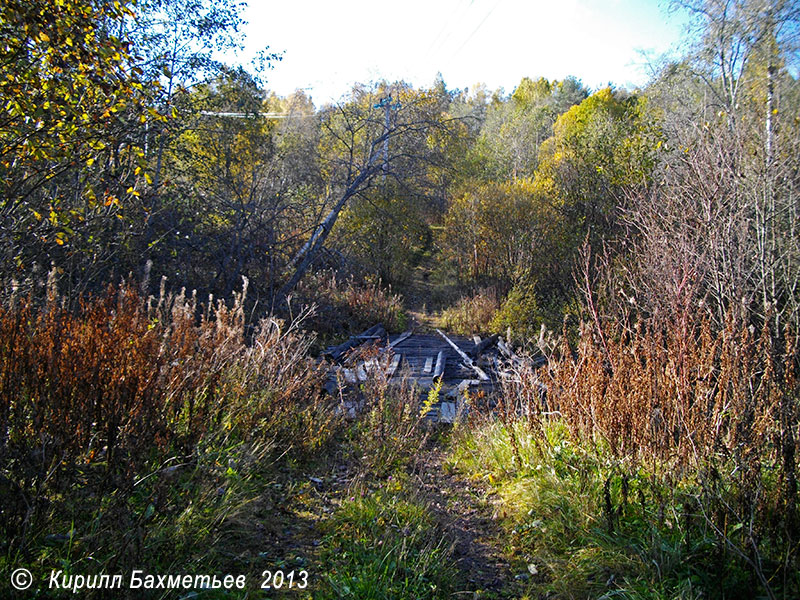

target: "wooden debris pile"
[323,324,540,422]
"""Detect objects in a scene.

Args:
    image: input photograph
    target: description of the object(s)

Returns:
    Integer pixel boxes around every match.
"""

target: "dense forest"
[2,0,800,598]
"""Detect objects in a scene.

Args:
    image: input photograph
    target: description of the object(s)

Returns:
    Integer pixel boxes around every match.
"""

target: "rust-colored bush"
[538,314,798,474]
[0,279,326,493]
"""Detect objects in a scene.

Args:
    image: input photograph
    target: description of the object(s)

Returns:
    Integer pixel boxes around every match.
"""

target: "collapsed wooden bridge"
[323,324,527,422]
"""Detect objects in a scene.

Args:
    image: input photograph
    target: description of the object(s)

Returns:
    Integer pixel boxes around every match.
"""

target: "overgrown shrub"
[458,310,800,598]
[439,288,499,335]
[450,419,747,599]
[294,270,407,341]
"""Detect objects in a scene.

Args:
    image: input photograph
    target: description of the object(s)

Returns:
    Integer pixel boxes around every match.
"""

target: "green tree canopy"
[0,0,155,293]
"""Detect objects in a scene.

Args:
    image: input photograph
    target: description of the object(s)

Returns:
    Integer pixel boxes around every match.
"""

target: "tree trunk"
[276,157,380,303]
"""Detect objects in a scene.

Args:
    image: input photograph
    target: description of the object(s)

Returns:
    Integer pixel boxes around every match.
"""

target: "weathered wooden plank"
[445,379,485,399]
[436,329,490,381]
[497,337,521,363]
[493,356,512,379]
[439,402,458,423]
[389,330,414,348]
[325,323,385,361]
[423,356,434,374]
[386,353,401,377]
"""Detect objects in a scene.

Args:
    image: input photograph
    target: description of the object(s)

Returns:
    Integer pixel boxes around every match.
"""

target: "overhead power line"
[447,0,502,63]
[423,0,474,62]
[199,111,291,119]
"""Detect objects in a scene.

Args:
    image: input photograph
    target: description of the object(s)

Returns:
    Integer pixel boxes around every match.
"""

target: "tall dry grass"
[294,270,407,340]
[495,310,799,595]
[0,278,330,549]
[340,345,432,478]
[540,315,797,482]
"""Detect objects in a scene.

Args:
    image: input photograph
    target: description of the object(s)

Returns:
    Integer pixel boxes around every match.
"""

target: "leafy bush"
[490,282,575,344]
[490,283,542,342]
[439,288,499,335]
[294,270,407,342]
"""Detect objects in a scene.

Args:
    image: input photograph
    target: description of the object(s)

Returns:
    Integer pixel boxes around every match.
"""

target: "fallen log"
[433,350,447,381]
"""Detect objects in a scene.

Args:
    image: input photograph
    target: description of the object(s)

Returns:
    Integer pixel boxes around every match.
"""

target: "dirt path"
[404,260,440,331]
[253,441,520,597]
[413,446,518,598]
[402,248,462,331]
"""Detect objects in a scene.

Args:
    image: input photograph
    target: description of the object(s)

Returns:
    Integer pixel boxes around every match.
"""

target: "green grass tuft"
[448,418,767,599]
[318,477,455,599]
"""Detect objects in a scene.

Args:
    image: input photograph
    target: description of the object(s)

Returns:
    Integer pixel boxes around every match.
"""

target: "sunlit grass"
[447,418,758,599]
[318,475,455,600]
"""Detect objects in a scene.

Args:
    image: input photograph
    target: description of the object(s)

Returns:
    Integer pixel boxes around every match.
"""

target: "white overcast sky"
[231,0,689,106]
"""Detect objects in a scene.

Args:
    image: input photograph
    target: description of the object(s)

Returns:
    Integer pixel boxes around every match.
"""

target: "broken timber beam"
[469,333,498,359]
[433,350,447,380]
[435,329,490,381]
[389,330,414,348]
[497,337,521,364]
[324,323,385,362]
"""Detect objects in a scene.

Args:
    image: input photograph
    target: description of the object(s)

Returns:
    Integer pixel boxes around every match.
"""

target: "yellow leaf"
[39,32,50,42]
